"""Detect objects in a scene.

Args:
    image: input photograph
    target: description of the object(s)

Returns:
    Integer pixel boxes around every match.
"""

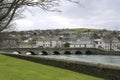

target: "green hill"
[72,28,102,32]
[0,54,104,80]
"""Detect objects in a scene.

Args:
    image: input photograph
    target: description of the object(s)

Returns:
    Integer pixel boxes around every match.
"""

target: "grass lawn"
[0,54,104,80]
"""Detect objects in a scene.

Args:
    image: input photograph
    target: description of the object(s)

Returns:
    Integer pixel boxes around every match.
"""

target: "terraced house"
[70,35,120,51]
[36,38,62,48]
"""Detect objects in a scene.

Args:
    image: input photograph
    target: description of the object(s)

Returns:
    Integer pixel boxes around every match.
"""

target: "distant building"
[94,38,105,49]
[0,37,19,48]
[70,35,120,51]
[70,36,96,48]
[103,36,120,51]
[36,38,62,48]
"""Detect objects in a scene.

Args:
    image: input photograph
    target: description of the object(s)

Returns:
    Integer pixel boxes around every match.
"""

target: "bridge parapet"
[0,48,118,55]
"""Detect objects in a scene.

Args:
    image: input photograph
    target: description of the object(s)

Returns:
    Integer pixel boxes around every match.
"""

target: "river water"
[37,55,120,66]
[11,51,120,66]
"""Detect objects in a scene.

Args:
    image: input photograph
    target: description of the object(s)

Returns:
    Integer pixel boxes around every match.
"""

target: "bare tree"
[0,0,81,32]
[0,0,60,32]
[103,32,118,51]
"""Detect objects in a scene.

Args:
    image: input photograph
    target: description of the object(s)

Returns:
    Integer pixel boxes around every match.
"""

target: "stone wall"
[2,53,120,80]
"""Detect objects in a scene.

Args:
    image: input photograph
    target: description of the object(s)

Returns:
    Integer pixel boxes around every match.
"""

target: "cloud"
[14,0,120,31]
[15,19,34,30]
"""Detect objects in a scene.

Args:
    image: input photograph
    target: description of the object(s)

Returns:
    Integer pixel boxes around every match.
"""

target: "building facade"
[70,36,96,48]
[36,38,62,48]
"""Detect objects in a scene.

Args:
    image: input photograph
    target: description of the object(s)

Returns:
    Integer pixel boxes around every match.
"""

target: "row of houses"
[1,29,120,51]
[33,35,120,51]
[36,38,62,48]
[1,35,120,51]
[70,36,120,51]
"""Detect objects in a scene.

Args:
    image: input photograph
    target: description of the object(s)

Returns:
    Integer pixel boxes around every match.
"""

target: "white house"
[36,38,62,48]
[70,35,120,51]
[94,38,105,49]
[70,36,96,48]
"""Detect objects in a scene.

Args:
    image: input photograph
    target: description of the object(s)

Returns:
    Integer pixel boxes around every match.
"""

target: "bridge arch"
[64,51,71,55]
[13,51,21,54]
[53,51,60,55]
[75,51,82,55]
[41,51,48,55]
[85,50,93,55]
[26,51,36,55]
[38,51,43,55]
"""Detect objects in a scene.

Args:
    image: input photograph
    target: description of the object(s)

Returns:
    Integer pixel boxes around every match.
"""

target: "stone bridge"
[0,48,105,55]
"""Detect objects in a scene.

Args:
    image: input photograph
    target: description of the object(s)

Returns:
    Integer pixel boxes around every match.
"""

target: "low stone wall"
[2,53,120,80]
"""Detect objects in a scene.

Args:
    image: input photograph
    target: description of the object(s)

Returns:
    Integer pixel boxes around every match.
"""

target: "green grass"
[0,54,104,80]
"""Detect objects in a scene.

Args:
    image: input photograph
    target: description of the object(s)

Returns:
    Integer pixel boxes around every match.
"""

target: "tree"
[103,32,118,51]
[63,42,70,48]
[0,0,59,32]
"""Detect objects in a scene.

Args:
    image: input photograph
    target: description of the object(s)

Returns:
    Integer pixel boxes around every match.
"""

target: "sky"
[15,0,120,31]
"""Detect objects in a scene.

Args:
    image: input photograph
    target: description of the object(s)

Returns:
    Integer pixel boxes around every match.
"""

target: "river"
[36,55,120,66]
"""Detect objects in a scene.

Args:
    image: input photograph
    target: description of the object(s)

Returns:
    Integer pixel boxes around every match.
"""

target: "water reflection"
[37,55,120,65]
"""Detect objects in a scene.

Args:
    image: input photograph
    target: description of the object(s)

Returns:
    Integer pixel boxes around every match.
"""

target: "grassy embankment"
[0,54,104,80]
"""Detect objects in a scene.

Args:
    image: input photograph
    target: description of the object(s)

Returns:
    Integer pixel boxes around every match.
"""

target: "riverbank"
[0,53,103,80]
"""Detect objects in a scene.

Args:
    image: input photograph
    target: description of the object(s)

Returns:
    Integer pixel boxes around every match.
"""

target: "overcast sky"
[15,0,120,31]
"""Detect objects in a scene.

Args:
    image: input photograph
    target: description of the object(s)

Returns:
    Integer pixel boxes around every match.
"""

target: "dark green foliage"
[63,42,70,48]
